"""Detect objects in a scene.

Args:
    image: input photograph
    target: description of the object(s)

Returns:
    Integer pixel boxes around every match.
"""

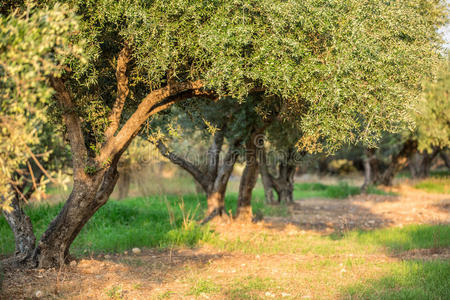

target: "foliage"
[415,55,450,152]
[0,3,82,210]
[28,0,445,155]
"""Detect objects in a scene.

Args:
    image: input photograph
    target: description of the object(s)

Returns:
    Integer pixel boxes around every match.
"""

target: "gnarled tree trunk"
[361,148,376,193]
[2,159,45,262]
[411,148,439,179]
[236,130,260,222]
[260,147,276,204]
[440,151,450,169]
[273,161,296,204]
[203,147,239,222]
[377,139,418,186]
[156,129,241,223]
[27,46,213,268]
[33,165,119,268]
[3,195,35,262]
[260,146,297,204]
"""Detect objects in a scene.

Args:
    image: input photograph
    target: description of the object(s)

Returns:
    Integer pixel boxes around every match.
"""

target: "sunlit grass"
[415,177,450,194]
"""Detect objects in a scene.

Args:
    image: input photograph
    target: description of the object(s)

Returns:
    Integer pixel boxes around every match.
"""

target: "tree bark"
[440,151,450,169]
[33,165,119,268]
[3,194,35,262]
[2,159,45,262]
[202,146,239,223]
[156,128,241,223]
[361,148,376,192]
[414,149,439,178]
[259,147,276,204]
[236,131,260,222]
[260,146,296,204]
[376,139,418,186]
[272,161,296,204]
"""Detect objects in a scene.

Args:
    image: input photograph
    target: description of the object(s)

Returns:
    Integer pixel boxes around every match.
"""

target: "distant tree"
[361,55,450,188]
[148,98,245,221]
[259,119,305,204]
[2,0,445,266]
[411,55,450,177]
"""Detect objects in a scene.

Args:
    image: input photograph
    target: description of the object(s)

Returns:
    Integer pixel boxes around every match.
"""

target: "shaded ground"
[1,185,449,300]
[267,184,450,232]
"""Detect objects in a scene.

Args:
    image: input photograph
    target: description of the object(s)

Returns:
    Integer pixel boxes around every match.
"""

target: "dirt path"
[1,186,449,300]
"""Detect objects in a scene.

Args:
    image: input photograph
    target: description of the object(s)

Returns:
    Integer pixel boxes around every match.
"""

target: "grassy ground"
[0,182,388,255]
[414,177,450,194]
[1,180,449,299]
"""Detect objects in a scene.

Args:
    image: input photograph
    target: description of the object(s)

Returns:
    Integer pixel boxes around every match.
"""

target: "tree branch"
[104,45,131,140]
[98,80,210,163]
[156,140,210,192]
[49,76,87,179]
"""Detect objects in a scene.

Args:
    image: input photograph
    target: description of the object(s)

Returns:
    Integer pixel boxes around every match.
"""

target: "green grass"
[344,260,450,299]
[188,279,221,296]
[414,177,450,194]
[342,224,450,252]
[225,277,274,300]
[205,224,450,256]
[0,183,412,256]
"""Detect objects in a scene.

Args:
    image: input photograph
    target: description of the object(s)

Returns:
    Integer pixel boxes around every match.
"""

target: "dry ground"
[1,185,449,300]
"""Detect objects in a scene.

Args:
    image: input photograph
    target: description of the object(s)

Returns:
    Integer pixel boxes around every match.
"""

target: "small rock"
[70,260,77,267]
[265,291,276,298]
[281,292,291,297]
[132,247,141,254]
[104,254,111,259]
[124,251,128,255]
[256,255,260,259]
[35,290,43,298]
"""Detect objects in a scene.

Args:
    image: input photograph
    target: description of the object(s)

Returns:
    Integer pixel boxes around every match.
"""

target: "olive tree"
[3,0,445,266]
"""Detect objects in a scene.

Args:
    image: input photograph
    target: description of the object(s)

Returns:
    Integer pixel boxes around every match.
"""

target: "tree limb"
[49,76,88,180]
[104,45,131,140]
[156,140,210,192]
[98,80,210,163]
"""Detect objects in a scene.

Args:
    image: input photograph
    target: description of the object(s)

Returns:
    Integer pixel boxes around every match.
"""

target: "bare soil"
[1,185,449,300]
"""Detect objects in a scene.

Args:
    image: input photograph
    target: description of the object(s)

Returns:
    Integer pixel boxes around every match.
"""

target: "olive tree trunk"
[376,139,418,186]
[260,146,297,204]
[3,195,36,261]
[410,148,439,179]
[361,148,376,192]
[440,151,450,169]
[33,166,118,268]
[156,130,241,223]
[236,130,260,222]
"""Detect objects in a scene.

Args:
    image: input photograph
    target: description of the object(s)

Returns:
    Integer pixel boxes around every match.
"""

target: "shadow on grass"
[340,259,450,299]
